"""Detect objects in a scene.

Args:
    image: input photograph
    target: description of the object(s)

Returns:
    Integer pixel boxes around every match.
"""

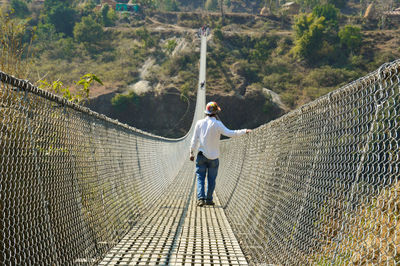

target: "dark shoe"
[197,199,205,207]
[205,200,215,206]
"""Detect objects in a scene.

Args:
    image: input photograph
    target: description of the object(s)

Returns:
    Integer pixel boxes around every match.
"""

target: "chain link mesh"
[217,60,400,265]
[0,71,204,264]
[1,59,400,265]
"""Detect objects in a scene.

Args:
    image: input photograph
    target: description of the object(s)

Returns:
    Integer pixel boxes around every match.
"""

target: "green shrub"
[274,37,293,55]
[349,55,364,68]
[34,23,63,53]
[165,39,177,55]
[43,0,77,36]
[179,82,191,101]
[162,52,197,76]
[11,0,30,18]
[100,4,117,27]
[339,25,362,54]
[73,16,104,44]
[280,90,297,108]
[327,0,346,8]
[249,35,278,63]
[135,27,157,48]
[100,51,117,62]
[312,4,339,24]
[111,91,140,110]
[305,66,358,87]
[302,86,332,101]
[263,92,275,113]
[235,60,260,84]
[292,15,327,62]
[48,37,76,60]
[292,4,340,64]
[262,73,292,92]
[205,0,218,11]
[161,0,180,11]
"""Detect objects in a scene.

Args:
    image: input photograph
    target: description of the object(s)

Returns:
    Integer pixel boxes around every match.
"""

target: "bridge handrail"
[217,59,400,264]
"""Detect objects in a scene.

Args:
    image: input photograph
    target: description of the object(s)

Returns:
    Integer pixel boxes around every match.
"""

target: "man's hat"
[205,101,221,115]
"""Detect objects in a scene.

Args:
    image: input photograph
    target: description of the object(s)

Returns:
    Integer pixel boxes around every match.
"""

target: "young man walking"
[190,102,251,207]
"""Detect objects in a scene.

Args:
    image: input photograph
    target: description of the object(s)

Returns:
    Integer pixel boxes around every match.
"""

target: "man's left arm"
[218,121,248,138]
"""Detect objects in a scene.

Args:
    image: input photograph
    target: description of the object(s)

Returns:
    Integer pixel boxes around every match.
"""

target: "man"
[190,102,251,207]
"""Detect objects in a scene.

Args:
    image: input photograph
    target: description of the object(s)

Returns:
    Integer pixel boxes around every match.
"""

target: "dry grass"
[0,9,33,78]
[313,182,400,265]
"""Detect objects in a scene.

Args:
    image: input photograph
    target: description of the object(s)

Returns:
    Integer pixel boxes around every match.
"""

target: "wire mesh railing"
[0,68,205,264]
[216,60,400,265]
[1,57,400,264]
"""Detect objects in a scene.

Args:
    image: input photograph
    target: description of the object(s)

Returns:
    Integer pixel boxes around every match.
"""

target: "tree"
[73,16,104,44]
[136,27,155,48]
[165,39,177,55]
[292,4,341,64]
[163,0,179,11]
[101,4,111,26]
[140,0,157,9]
[0,9,33,77]
[205,0,218,11]
[294,13,314,39]
[338,25,362,53]
[292,16,326,62]
[264,0,277,14]
[100,4,117,26]
[11,0,30,18]
[327,0,346,8]
[250,36,278,63]
[43,0,76,36]
[35,23,62,51]
[312,3,339,23]
[296,0,321,11]
[219,0,224,24]
[39,74,103,104]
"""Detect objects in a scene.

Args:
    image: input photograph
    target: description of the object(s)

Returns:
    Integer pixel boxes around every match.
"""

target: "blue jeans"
[195,152,219,201]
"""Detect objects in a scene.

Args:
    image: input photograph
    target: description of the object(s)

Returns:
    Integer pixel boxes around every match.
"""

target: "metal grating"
[99,162,247,265]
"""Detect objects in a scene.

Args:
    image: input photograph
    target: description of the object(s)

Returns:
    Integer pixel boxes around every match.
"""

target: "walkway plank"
[99,162,248,265]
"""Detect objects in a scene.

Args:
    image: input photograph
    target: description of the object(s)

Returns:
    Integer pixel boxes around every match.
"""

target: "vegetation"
[73,16,104,45]
[111,90,140,111]
[0,9,33,78]
[39,73,103,103]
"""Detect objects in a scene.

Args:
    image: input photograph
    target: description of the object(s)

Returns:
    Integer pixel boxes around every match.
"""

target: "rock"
[127,80,153,95]
[140,58,155,79]
[262,88,288,111]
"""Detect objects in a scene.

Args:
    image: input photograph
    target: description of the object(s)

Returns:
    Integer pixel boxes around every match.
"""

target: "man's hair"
[207,113,216,117]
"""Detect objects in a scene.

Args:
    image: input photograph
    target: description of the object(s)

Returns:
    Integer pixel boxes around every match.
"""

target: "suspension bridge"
[0,31,399,265]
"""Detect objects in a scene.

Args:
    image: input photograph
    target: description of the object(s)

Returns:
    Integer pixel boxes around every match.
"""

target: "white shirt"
[190,116,247,160]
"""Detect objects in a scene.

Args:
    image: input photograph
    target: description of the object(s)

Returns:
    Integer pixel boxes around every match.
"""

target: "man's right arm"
[190,123,200,161]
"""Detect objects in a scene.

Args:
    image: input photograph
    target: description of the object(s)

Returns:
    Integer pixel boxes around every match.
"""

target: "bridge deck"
[99,162,248,265]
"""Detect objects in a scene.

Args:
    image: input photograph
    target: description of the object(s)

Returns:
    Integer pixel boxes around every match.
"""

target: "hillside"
[2,0,400,137]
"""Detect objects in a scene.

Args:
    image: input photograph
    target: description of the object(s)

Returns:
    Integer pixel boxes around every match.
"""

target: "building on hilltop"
[383,7,400,23]
[384,7,400,16]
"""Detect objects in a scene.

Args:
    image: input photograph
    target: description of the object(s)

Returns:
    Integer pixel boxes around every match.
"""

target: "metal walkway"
[99,162,248,265]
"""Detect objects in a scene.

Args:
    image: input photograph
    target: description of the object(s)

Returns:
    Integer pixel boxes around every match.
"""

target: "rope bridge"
[1,30,400,265]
